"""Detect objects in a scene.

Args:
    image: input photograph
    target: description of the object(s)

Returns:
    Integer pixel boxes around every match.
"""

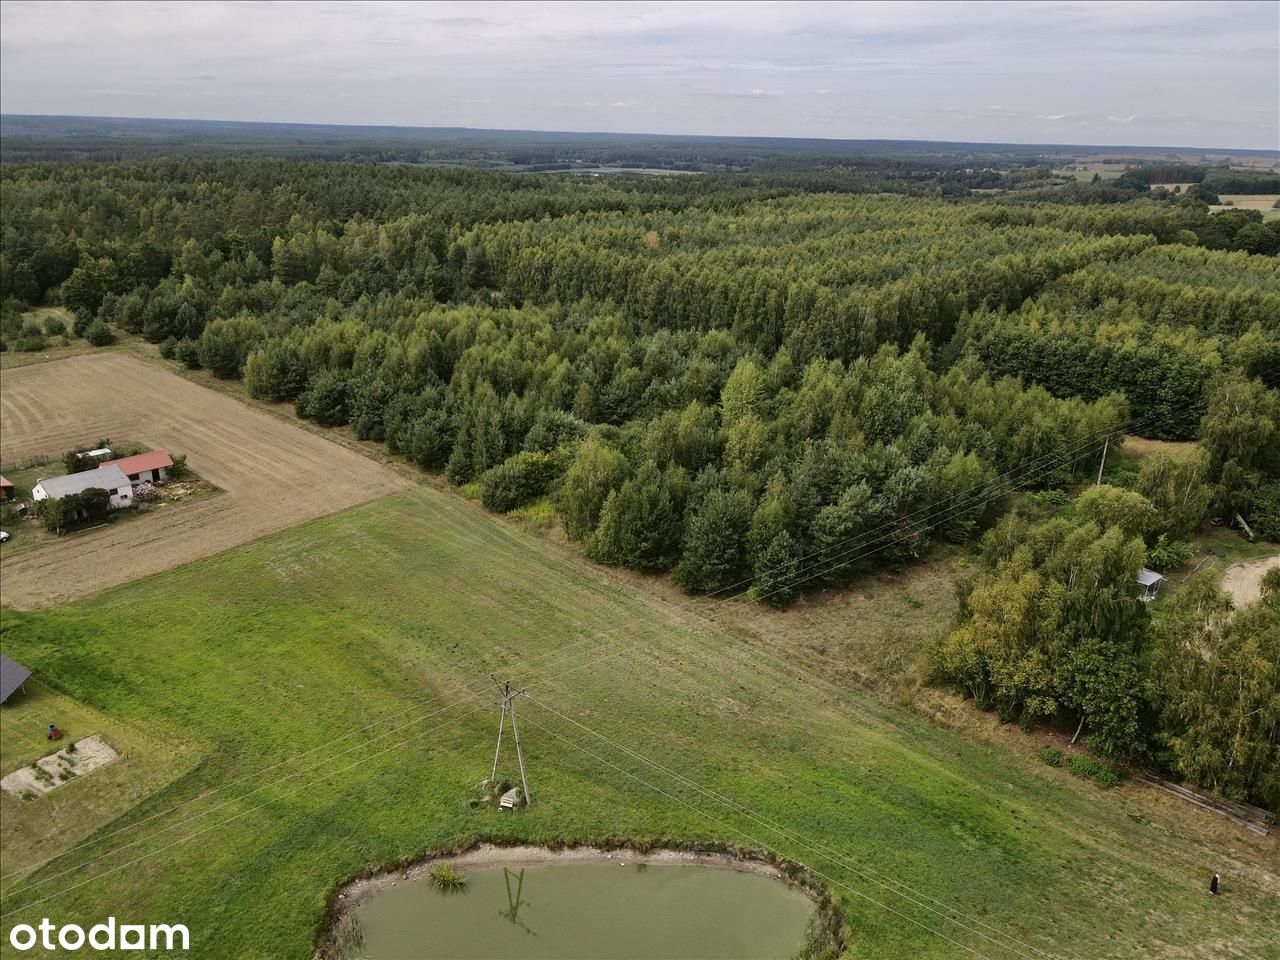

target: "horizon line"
[3,112,1277,158]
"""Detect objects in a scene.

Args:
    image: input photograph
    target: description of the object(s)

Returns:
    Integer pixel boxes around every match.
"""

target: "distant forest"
[1,122,1277,805]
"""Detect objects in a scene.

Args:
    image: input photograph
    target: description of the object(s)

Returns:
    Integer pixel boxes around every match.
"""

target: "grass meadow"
[1,486,1276,959]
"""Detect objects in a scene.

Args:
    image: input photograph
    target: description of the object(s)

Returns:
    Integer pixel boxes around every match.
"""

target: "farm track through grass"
[2,484,1277,959]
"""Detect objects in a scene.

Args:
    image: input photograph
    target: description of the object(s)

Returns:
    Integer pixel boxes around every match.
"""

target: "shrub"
[15,334,46,352]
[1038,747,1063,767]
[1146,535,1192,572]
[1068,754,1104,779]
[73,307,95,337]
[168,453,190,480]
[40,486,112,533]
[84,319,115,347]
[1033,489,1068,507]
[158,336,178,359]
[63,449,98,474]
[43,315,66,336]
[480,451,559,513]
[174,339,201,368]
[427,863,467,890]
[1096,766,1122,789]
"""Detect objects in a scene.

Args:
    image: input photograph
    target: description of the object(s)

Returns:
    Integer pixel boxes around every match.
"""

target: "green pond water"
[351,860,815,959]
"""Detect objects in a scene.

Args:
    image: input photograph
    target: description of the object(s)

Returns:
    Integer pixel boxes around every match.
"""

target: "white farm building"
[32,465,133,510]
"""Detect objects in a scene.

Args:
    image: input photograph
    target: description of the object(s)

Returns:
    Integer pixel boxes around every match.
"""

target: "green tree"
[673,486,752,593]
[83,318,114,347]
[556,437,630,540]
[1152,572,1280,807]
[587,462,681,569]
[750,530,803,607]
[1135,451,1212,539]
[1074,484,1159,539]
[198,316,264,379]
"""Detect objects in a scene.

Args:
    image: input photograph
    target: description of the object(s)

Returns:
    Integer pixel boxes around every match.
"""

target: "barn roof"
[101,451,173,475]
[0,654,32,704]
[35,465,131,499]
[0,475,13,490]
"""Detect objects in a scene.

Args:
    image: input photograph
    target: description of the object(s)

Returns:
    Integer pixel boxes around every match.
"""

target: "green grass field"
[1,485,1277,959]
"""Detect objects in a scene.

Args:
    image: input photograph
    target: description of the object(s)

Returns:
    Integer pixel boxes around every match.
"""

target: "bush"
[174,339,201,368]
[479,451,559,513]
[168,453,190,480]
[1146,535,1192,572]
[14,334,45,352]
[158,336,178,359]
[43,315,66,336]
[63,449,98,474]
[1038,747,1063,767]
[84,319,115,346]
[73,307,95,337]
[1095,766,1122,789]
[1033,489,1068,507]
[1068,754,1104,779]
[1066,753,1121,787]
[40,486,112,533]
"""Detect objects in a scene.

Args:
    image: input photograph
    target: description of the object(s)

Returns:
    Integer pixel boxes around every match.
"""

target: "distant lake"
[350,860,814,959]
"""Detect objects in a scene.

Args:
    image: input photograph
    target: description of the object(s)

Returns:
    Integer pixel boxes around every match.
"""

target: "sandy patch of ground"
[0,352,407,608]
[1,735,118,797]
[1220,555,1280,608]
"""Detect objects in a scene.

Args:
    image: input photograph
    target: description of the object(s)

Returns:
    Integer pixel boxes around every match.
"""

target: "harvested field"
[1211,195,1280,219]
[0,352,407,607]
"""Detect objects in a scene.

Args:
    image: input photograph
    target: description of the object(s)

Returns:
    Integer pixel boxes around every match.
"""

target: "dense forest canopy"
[1,140,1277,805]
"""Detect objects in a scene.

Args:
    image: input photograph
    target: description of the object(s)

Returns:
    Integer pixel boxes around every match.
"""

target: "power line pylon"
[491,676,531,807]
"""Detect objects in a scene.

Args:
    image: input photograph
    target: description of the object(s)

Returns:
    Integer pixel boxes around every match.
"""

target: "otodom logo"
[8,917,189,952]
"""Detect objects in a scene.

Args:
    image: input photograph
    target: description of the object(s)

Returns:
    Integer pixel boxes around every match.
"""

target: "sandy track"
[1,353,407,608]
[1220,554,1280,608]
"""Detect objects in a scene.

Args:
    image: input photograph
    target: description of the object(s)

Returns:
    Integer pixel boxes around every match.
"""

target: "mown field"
[2,485,1276,960]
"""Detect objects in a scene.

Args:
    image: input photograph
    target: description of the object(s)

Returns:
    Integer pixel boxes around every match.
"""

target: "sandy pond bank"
[333,843,807,911]
[319,842,844,959]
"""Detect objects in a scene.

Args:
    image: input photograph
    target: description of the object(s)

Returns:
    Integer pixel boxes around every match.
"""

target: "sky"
[1,0,1277,150]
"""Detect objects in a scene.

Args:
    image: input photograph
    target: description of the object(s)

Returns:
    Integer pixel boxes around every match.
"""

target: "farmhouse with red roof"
[100,450,174,485]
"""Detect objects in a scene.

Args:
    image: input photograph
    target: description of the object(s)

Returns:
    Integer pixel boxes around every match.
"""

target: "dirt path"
[1220,554,1280,607]
[1,352,408,608]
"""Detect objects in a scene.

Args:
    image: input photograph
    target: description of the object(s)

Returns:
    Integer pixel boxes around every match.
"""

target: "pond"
[348,858,816,959]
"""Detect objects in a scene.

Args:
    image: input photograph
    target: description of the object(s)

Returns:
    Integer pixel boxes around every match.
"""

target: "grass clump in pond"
[428,863,468,891]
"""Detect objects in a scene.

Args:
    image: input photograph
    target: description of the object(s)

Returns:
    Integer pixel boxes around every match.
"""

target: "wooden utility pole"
[1096,436,1109,485]
[491,677,531,806]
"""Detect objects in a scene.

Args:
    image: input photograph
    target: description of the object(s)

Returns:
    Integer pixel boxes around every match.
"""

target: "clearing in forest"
[1221,554,1280,607]
[0,352,406,607]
